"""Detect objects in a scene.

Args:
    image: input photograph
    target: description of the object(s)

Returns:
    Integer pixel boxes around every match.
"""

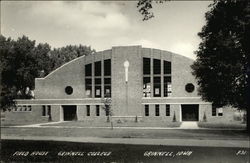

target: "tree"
[0,35,96,111]
[0,35,39,110]
[191,0,250,130]
[101,93,113,129]
[137,0,169,21]
[50,45,95,70]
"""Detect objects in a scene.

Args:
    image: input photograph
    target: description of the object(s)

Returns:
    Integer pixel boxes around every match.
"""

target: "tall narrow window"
[153,59,161,74]
[155,105,160,116]
[212,105,217,116]
[85,64,92,77]
[96,105,100,116]
[47,105,51,116]
[95,78,101,97]
[86,105,90,116]
[95,61,101,76]
[164,61,171,74]
[42,105,46,116]
[145,105,149,116]
[166,105,170,116]
[153,77,161,97]
[104,59,111,76]
[143,58,150,75]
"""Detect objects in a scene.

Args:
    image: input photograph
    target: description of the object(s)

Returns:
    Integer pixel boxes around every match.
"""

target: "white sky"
[1,1,212,59]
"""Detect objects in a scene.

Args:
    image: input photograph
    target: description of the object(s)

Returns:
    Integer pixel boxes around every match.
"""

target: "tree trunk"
[247,65,250,132]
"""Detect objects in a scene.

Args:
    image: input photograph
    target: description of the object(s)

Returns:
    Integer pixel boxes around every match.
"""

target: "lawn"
[1,126,248,140]
[198,122,246,129]
[1,140,249,163]
[0,119,49,127]
[42,120,181,128]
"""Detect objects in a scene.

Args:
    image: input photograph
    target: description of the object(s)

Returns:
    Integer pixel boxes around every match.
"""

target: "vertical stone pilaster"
[150,49,153,98]
[101,52,104,98]
[92,55,95,98]
[161,53,164,97]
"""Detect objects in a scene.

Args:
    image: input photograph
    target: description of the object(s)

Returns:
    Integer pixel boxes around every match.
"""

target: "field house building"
[5,46,238,124]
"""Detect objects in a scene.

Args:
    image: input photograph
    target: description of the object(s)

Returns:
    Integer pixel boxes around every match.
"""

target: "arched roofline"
[43,55,86,79]
[39,46,194,80]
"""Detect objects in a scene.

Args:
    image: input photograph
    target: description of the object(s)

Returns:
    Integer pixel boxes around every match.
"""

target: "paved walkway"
[180,122,199,129]
[1,135,249,148]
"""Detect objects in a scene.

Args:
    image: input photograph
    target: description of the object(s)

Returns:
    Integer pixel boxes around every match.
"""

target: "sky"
[1,1,212,59]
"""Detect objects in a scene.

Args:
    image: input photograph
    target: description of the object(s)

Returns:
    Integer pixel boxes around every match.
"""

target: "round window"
[185,83,195,93]
[65,86,73,95]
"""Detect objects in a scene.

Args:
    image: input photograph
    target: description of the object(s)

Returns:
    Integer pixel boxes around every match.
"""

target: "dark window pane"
[96,105,100,116]
[42,105,46,116]
[155,105,160,116]
[153,77,161,97]
[143,58,150,75]
[104,59,111,76]
[164,61,171,74]
[145,105,149,116]
[95,61,101,76]
[153,59,161,74]
[166,105,170,116]
[104,78,111,84]
[95,78,101,85]
[85,64,92,76]
[47,105,51,116]
[87,105,90,116]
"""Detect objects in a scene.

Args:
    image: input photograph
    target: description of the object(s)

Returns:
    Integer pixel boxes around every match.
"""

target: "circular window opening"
[185,83,195,93]
[65,86,73,95]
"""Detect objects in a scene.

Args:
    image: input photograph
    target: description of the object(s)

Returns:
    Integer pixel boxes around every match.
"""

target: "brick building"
[5,46,237,124]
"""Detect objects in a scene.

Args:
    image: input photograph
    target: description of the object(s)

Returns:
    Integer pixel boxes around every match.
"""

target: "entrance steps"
[180,122,199,129]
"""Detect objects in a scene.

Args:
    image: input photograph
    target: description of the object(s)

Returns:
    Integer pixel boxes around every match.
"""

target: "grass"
[198,122,246,129]
[0,119,49,127]
[42,120,182,128]
[2,126,248,140]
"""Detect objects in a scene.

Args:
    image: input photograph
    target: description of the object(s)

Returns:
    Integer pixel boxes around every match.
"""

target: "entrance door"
[62,105,77,121]
[181,104,199,121]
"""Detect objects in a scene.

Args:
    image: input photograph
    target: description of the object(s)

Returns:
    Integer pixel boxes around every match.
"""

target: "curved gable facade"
[7,45,236,125]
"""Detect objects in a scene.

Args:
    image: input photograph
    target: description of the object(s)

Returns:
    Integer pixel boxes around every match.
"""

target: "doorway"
[62,105,77,121]
[181,104,199,121]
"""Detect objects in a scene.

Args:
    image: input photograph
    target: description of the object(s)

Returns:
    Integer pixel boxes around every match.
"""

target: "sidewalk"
[1,135,249,148]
